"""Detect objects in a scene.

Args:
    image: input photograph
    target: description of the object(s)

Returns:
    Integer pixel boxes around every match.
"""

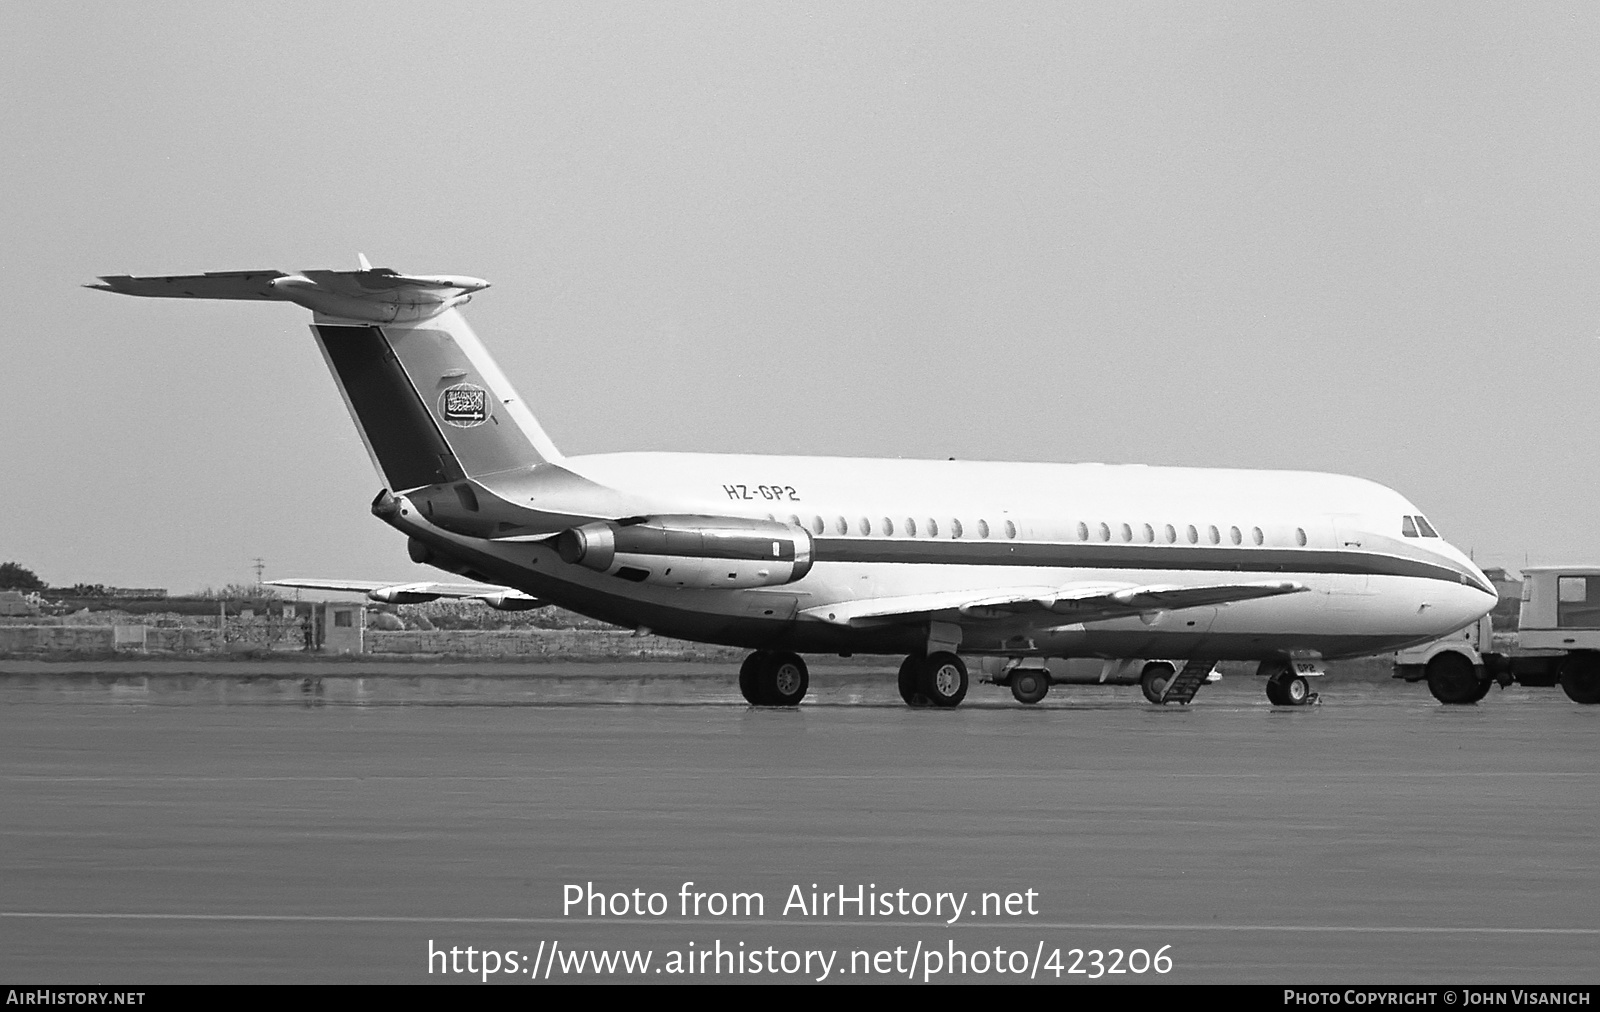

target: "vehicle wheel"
[918,652,969,708]
[738,651,769,705]
[1558,654,1600,704]
[1010,668,1050,705]
[1469,673,1494,703]
[761,652,809,706]
[1140,662,1176,705]
[1426,652,1483,705]
[897,653,929,706]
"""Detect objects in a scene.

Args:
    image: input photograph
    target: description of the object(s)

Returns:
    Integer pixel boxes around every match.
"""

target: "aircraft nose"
[1464,559,1497,601]
[1458,562,1499,622]
[1470,582,1498,620]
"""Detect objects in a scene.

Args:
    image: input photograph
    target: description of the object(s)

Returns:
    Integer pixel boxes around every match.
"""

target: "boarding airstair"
[1159,660,1218,705]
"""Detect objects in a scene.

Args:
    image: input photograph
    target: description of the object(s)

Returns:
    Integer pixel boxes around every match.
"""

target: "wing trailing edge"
[802,579,1309,628]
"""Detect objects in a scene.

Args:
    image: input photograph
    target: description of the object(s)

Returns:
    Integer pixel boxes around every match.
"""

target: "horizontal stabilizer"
[88,271,288,300]
[91,264,490,324]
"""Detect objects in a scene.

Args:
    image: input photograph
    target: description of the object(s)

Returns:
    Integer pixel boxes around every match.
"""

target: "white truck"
[1393,564,1600,705]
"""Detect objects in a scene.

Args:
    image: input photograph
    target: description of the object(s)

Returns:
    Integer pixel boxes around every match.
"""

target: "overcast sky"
[3,3,1597,590]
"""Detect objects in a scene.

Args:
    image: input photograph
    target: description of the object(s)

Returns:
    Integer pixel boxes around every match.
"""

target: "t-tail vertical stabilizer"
[92,262,639,538]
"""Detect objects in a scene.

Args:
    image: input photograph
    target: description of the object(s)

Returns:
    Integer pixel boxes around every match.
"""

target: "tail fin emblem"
[439,383,489,427]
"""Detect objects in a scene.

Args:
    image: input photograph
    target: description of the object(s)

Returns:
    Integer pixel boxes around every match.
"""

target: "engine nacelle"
[554,516,813,589]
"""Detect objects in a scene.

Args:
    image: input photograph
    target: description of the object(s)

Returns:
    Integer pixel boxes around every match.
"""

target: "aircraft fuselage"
[387,450,1495,662]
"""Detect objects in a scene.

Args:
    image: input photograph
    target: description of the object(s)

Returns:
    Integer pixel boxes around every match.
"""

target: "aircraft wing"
[266,578,545,610]
[801,579,1308,628]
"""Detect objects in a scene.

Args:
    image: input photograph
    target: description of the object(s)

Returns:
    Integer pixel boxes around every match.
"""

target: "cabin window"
[1401,516,1419,538]
[927,519,939,538]
[789,514,801,527]
[812,516,825,536]
[951,519,964,539]
[1076,521,1089,541]
[859,517,871,536]
[1097,522,1111,542]
[1416,515,1439,537]
[835,517,848,535]
[978,519,990,538]
[1207,525,1221,545]
[1141,523,1155,543]
[1557,576,1600,628]
[1295,527,1307,547]
[1164,524,1177,544]
[906,518,917,537]
[1186,524,1198,545]
[1252,526,1264,546]
[882,518,894,537]
[333,609,353,628]
[1120,522,1133,543]
[1004,520,1017,539]
[1229,526,1242,545]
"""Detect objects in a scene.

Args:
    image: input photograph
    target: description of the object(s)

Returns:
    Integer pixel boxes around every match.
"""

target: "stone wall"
[0,624,740,661]
[0,625,234,653]
[365,628,742,661]
[0,626,117,652]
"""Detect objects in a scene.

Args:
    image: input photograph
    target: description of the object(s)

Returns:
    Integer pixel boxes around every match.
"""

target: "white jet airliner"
[93,262,1497,708]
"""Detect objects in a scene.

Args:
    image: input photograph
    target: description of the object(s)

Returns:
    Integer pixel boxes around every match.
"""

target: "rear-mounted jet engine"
[555,517,813,589]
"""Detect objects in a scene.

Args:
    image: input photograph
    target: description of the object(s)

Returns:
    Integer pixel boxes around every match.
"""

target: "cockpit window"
[1401,516,1419,538]
[1415,515,1439,537]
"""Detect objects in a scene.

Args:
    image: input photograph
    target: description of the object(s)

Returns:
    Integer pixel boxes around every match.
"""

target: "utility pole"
[252,557,265,592]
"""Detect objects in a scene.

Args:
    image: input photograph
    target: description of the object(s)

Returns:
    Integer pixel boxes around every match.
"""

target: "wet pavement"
[2,667,1595,983]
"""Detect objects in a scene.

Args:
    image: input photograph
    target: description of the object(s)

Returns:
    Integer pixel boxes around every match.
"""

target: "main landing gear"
[896,651,969,708]
[1140,661,1176,704]
[738,650,972,708]
[1259,661,1319,707]
[738,650,810,706]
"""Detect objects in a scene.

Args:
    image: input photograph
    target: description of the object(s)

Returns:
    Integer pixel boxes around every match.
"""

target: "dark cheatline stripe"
[317,326,464,491]
[810,538,1487,591]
